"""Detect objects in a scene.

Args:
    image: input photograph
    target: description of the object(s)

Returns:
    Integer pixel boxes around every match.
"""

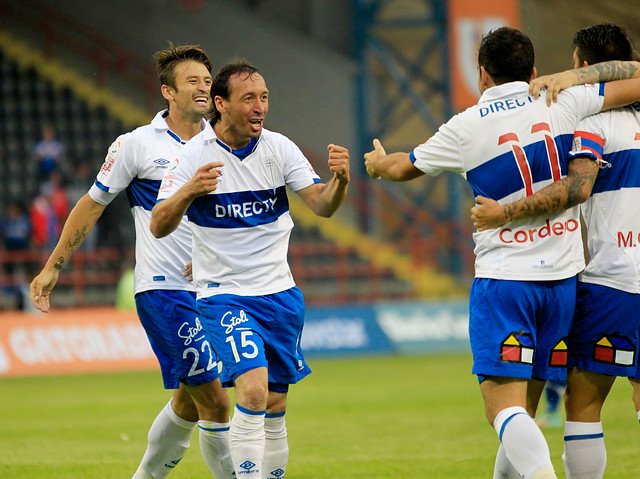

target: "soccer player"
[470,24,640,478]
[151,59,350,479]
[29,44,234,479]
[364,26,640,479]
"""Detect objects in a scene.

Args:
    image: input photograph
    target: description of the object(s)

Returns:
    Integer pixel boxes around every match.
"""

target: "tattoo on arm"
[53,256,65,271]
[57,225,90,270]
[504,182,567,221]
[577,60,638,83]
[503,160,597,222]
[66,227,89,251]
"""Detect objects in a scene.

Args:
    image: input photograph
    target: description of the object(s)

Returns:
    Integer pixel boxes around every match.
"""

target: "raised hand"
[327,143,350,183]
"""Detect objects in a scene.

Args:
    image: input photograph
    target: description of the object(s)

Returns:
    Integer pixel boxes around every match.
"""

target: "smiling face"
[215,71,269,148]
[162,60,212,122]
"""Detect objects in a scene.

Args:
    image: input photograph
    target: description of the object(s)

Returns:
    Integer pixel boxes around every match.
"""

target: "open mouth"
[194,96,209,106]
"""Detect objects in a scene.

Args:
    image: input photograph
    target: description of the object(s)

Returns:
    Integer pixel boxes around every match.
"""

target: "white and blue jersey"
[571,105,640,294]
[567,105,640,377]
[157,123,320,385]
[89,111,219,388]
[157,123,321,299]
[411,81,604,381]
[90,110,198,294]
[412,81,604,281]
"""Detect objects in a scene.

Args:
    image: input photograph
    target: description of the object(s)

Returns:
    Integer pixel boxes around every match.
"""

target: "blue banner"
[302,301,470,357]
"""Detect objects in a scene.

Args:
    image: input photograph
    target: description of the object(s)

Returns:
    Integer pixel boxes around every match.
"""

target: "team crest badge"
[500,332,534,364]
[593,334,635,366]
[549,338,568,367]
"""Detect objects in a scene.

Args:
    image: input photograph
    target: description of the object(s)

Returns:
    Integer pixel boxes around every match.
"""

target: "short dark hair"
[478,27,535,84]
[573,23,634,64]
[154,43,212,89]
[209,58,261,124]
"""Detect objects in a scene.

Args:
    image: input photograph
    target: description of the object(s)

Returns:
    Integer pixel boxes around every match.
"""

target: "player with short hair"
[364,26,640,479]
[30,44,234,479]
[151,59,350,479]
[470,23,640,478]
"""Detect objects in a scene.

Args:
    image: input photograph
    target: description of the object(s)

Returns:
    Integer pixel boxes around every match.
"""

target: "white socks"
[133,400,196,479]
[563,421,606,479]
[198,420,235,479]
[493,443,520,479]
[229,405,265,478]
[263,413,288,479]
[494,406,555,479]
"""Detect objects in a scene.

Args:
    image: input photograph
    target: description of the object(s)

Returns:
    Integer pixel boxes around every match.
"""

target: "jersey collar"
[151,110,207,144]
[479,81,530,103]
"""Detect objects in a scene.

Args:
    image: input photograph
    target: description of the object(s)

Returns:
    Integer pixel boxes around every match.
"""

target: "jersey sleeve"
[88,133,139,206]
[156,144,198,201]
[569,114,608,167]
[282,138,321,192]
[410,114,464,176]
[556,83,605,124]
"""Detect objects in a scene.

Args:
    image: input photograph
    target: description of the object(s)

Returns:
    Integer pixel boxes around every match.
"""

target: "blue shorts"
[570,282,640,377]
[469,277,576,382]
[197,286,312,386]
[136,290,221,389]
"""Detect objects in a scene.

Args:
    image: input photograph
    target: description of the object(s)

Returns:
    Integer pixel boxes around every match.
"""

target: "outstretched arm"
[364,139,424,181]
[297,144,350,218]
[30,193,107,312]
[470,157,599,231]
[150,161,223,238]
[530,60,640,105]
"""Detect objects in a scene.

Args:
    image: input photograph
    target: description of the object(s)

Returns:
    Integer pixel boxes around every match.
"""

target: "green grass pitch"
[0,353,638,478]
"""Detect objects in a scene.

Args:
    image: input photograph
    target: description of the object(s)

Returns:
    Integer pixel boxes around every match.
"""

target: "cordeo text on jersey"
[479,96,534,118]
[499,218,579,244]
[215,198,277,218]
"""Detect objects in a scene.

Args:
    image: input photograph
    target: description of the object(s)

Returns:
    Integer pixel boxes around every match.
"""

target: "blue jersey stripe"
[592,149,640,194]
[187,185,289,229]
[467,133,572,199]
[125,178,161,211]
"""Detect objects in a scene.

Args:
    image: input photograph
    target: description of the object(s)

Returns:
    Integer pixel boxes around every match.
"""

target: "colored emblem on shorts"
[549,339,568,367]
[593,335,635,366]
[500,332,534,364]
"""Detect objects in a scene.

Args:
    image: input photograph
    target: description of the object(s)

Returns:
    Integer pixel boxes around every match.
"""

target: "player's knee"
[238,382,269,411]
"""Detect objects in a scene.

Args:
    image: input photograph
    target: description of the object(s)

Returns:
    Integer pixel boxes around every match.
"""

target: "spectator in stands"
[29,182,57,251]
[48,171,70,235]
[33,123,65,182]
[1,200,31,310]
[29,44,234,479]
